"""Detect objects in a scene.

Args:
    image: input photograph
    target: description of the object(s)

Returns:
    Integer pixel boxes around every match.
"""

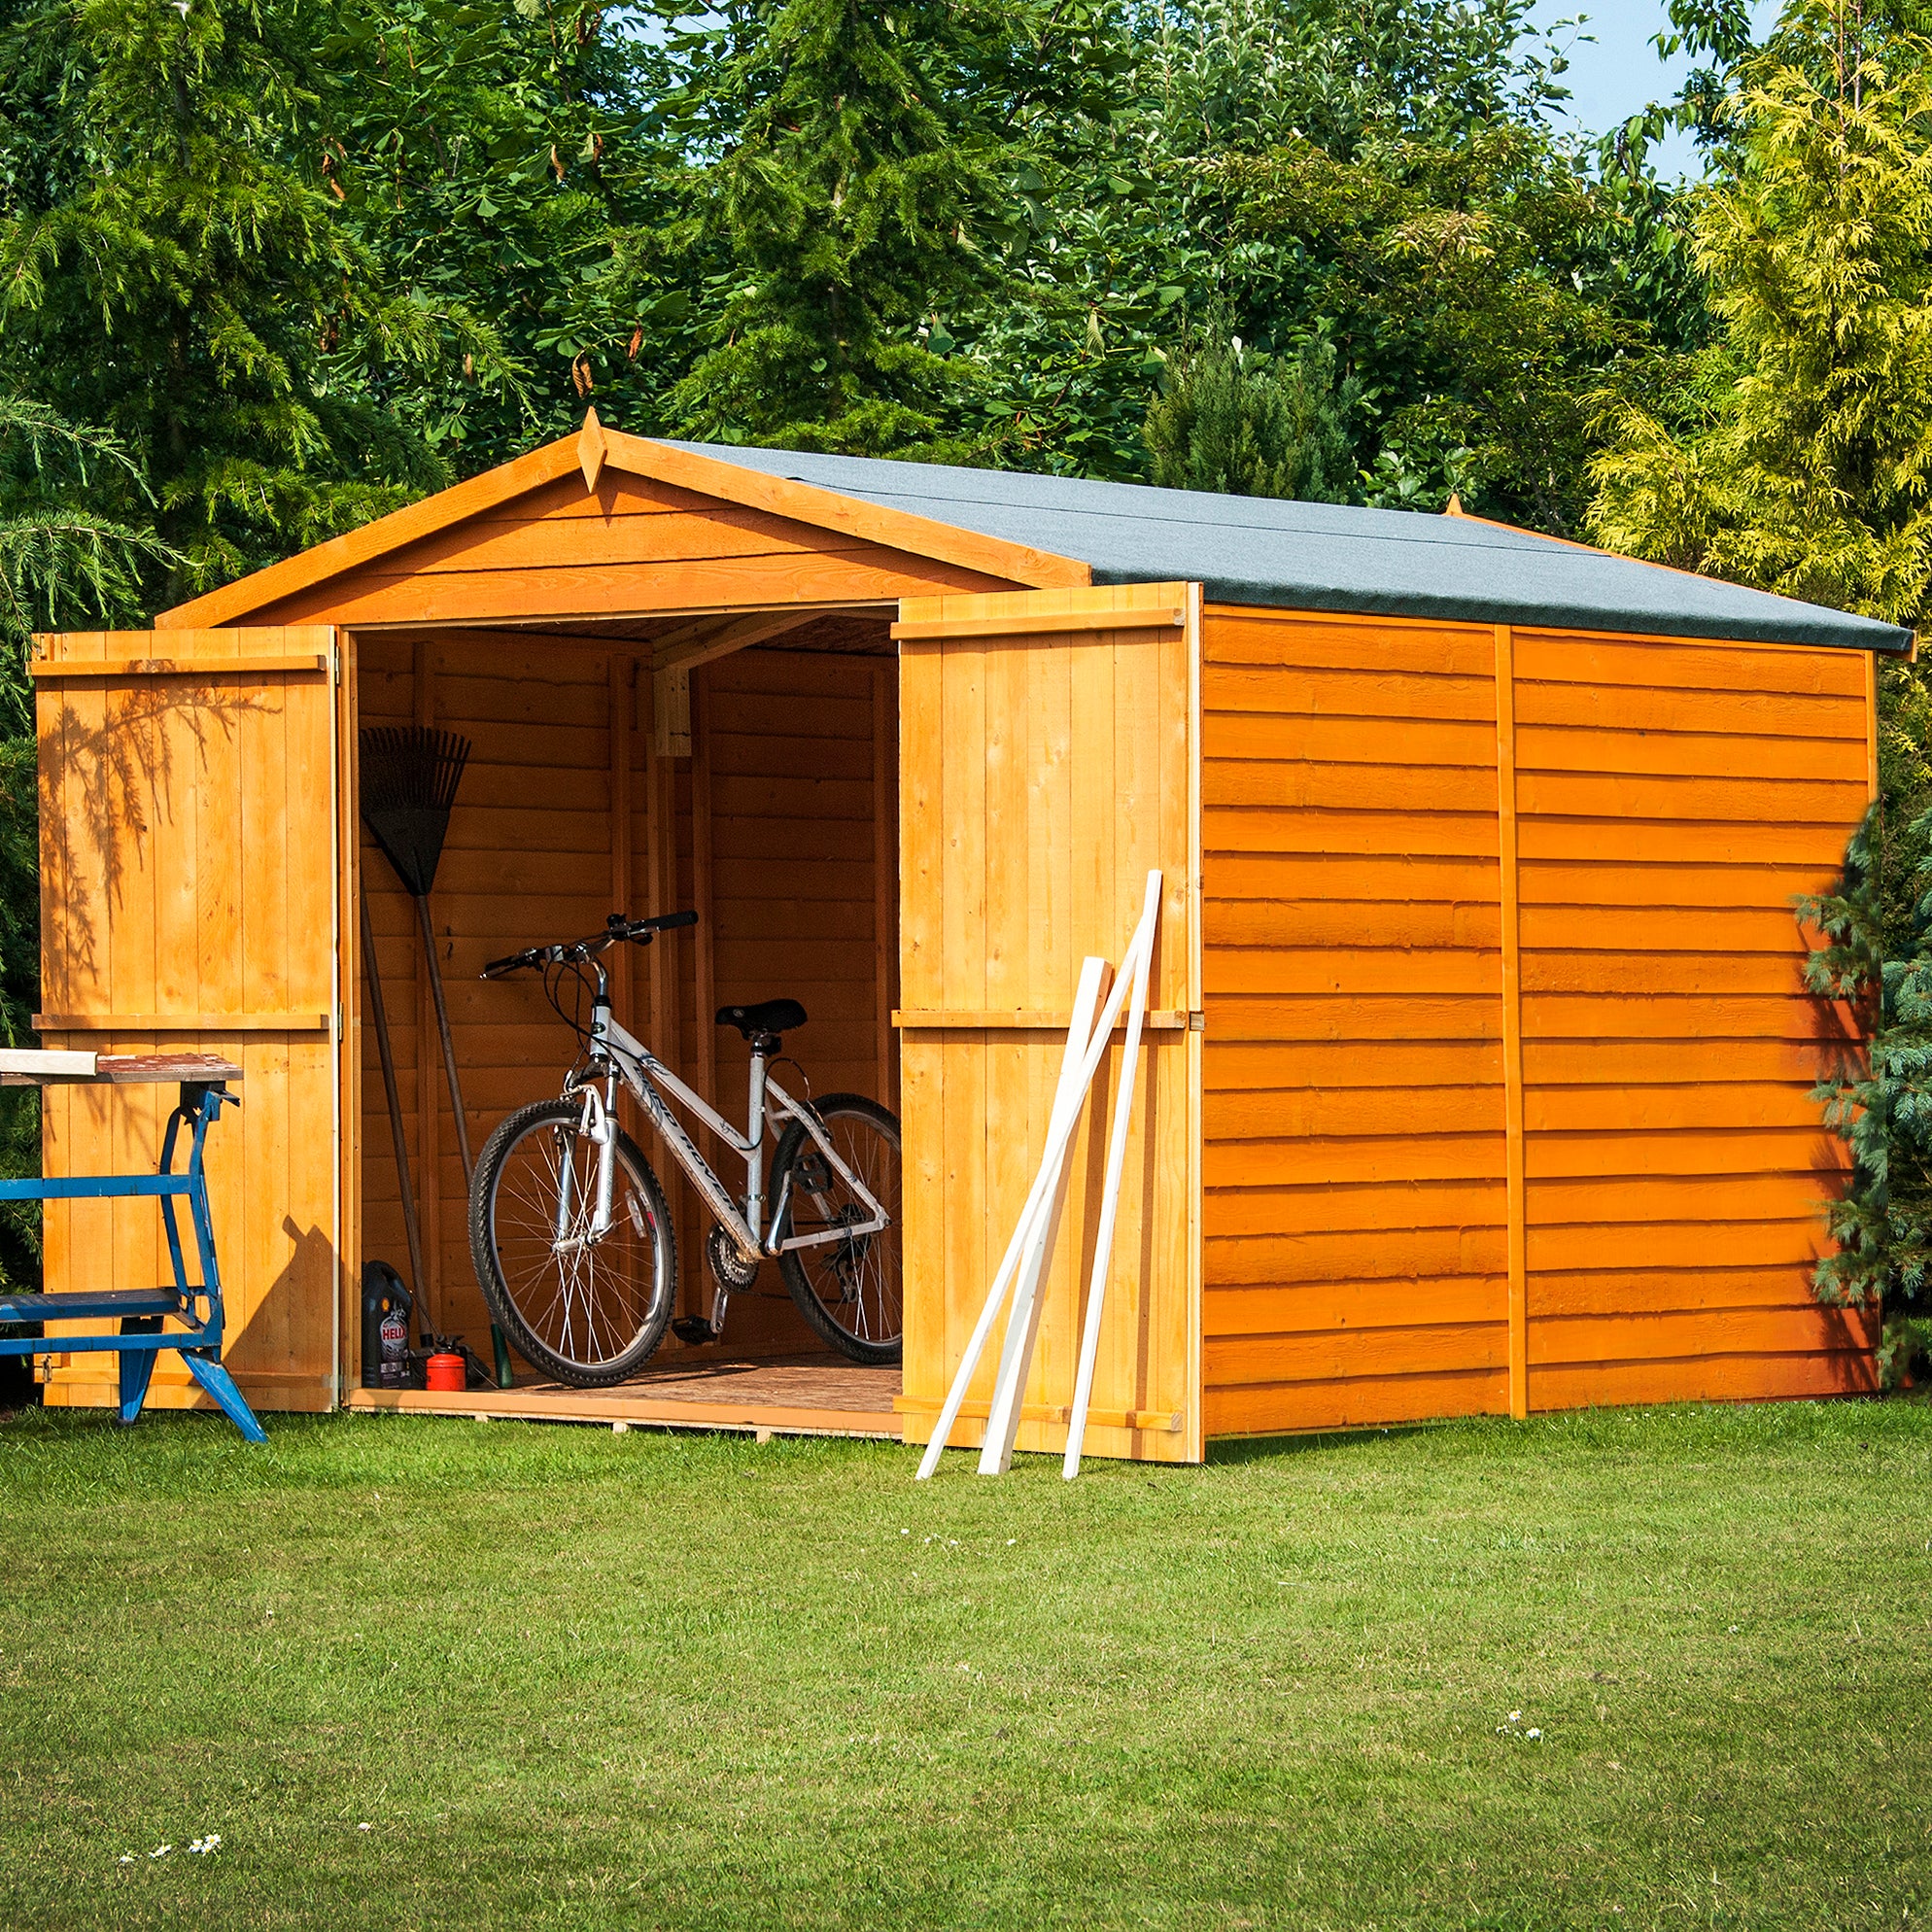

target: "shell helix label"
[379,1308,409,1381]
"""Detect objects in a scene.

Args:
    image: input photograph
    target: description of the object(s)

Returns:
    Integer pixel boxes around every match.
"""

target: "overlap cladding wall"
[1199,605,1877,1437]
[1513,628,1875,1407]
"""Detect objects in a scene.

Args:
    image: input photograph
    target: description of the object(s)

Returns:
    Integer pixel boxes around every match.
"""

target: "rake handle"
[362,889,429,1325]
[417,893,474,1186]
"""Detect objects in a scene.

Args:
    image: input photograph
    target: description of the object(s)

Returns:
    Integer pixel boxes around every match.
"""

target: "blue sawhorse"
[0,1052,263,1442]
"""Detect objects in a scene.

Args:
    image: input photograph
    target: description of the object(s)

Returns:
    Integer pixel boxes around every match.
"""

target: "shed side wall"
[1514,629,1879,1402]
[1200,607,1880,1437]
[1198,607,1509,1433]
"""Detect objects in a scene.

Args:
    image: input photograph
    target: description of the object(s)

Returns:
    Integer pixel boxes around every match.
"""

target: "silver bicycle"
[468,912,902,1386]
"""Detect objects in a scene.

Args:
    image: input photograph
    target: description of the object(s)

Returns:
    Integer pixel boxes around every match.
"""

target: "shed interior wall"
[354,629,898,1371]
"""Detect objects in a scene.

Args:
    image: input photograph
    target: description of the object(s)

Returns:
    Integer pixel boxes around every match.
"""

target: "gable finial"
[1444,492,1466,518]
[577,406,607,492]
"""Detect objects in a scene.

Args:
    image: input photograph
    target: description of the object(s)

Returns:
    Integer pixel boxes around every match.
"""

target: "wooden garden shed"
[30,412,1904,1460]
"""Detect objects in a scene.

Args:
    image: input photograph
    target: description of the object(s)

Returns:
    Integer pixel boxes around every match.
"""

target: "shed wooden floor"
[343,1354,903,1440]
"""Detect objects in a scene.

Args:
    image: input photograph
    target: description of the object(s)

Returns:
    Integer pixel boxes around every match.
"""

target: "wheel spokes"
[488,1118,663,1370]
[791,1115,901,1345]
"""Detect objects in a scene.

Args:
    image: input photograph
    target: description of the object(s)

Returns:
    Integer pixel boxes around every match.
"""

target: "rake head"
[359,726,471,898]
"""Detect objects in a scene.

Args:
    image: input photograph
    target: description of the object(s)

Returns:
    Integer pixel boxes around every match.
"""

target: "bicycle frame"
[559,966,889,1267]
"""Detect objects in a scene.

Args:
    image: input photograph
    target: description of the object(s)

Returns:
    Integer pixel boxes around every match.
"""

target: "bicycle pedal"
[671,1315,720,1347]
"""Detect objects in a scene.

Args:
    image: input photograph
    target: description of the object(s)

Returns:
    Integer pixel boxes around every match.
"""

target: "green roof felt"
[668,442,1911,654]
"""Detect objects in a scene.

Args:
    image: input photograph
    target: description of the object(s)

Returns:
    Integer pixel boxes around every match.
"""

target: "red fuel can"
[425,1352,466,1393]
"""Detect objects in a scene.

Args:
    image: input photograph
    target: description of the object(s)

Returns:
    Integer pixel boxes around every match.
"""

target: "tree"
[1203,119,1639,527]
[0,0,444,603]
[961,0,1627,498]
[1588,8,1932,994]
[645,0,1047,458]
[1588,9,1932,624]
[1797,812,1932,1387]
[319,0,664,471]
[1144,336,1355,500]
[1590,4,1932,1387]
[0,397,174,722]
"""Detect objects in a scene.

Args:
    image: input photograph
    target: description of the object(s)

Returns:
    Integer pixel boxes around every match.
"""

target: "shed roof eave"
[154,413,1090,632]
[1160,572,1913,652]
[155,435,584,631]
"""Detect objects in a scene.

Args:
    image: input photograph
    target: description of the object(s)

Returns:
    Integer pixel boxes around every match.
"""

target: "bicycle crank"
[705,1222,762,1292]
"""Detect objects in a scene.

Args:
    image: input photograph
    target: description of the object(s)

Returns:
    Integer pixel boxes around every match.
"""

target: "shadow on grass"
[1205,1418,1466,1464]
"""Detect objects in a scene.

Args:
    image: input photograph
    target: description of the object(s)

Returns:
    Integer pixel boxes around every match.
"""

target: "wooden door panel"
[894,584,1202,1463]
[33,628,343,1413]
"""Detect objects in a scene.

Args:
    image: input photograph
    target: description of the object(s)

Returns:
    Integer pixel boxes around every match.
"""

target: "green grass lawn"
[1,1398,1928,1930]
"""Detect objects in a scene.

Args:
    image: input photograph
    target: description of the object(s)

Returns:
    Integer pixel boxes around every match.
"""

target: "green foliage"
[0,0,444,601]
[960,0,1638,501]
[318,0,662,469]
[1797,808,1932,1388]
[1207,121,1633,526]
[1588,9,1932,623]
[0,397,178,725]
[1144,336,1355,500]
[648,0,1045,458]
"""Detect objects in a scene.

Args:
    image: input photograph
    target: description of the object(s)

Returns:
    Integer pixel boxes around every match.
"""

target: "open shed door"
[32,628,347,1414]
[892,584,1202,1463]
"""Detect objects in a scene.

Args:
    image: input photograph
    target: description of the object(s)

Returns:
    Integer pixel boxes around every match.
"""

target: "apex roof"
[666,441,1910,653]
[158,412,1910,652]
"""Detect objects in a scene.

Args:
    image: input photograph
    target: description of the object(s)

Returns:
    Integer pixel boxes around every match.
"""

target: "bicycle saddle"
[715,998,807,1040]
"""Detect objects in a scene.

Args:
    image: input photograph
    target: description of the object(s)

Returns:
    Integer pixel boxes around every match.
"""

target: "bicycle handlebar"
[481,910,698,980]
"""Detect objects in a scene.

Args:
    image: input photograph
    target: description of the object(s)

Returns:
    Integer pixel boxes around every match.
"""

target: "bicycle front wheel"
[774,1094,903,1365]
[469,1097,677,1387]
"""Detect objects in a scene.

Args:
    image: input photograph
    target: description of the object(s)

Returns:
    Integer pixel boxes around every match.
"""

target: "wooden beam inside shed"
[651,609,824,757]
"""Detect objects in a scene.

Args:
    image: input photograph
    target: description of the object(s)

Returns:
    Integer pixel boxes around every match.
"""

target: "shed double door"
[893,583,1203,1463]
[33,627,348,1413]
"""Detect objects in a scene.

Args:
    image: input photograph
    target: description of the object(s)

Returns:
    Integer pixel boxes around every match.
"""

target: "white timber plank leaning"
[916,873,1165,1480]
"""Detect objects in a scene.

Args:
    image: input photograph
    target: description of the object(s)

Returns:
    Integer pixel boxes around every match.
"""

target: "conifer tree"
[0,0,443,601]
[653,0,1034,457]
[1798,811,1932,1386]
[1144,337,1356,500]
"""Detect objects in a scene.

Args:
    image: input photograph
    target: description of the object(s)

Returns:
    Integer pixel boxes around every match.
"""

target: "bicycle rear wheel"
[774,1094,903,1365]
[469,1097,677,1387]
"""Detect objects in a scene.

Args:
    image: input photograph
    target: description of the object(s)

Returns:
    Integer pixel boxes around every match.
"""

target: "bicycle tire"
[773,1094,903,1365]
[469,1097,677,1387]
